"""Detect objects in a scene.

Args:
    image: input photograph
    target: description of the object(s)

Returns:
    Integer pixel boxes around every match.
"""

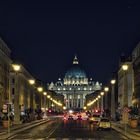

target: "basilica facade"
[48,56,102,110]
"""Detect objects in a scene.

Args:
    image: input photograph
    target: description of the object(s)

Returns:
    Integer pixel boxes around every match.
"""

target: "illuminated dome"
[64,56,88,85]
[65,66,87,78]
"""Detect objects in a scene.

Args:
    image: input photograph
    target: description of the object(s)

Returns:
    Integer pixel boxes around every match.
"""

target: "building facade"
[132,42,140,109]
[118,60,134,110]
[48,56,102,110]
[0,38,11,110]
[10,65,37,112]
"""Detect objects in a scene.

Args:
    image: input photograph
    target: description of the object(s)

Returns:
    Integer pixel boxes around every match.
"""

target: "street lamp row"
[12,63,64,109]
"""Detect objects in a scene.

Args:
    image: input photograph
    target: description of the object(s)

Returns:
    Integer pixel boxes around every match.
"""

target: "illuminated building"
[48,56,102,109]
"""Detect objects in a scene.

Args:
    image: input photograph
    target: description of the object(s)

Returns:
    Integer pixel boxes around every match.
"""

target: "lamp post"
[47,95,51,108]
[43,92,47,118]
[28,79,35,110]
[12,64,21,124]
[122,64,128,108]
[122,64,129,134]
[37,86,43,109]
[104,87,109,110]
[111,79,116,120]
[97,95,101,110]
[100,92,104,115]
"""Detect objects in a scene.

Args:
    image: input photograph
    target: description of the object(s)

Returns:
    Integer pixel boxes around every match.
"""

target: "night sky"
[0,0,140,84]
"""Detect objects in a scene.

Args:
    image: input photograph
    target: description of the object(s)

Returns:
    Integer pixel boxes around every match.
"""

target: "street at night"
[8,116,127,140]
[0,1,140,140]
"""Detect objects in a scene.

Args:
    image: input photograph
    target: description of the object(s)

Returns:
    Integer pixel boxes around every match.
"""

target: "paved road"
[10,117,128,140]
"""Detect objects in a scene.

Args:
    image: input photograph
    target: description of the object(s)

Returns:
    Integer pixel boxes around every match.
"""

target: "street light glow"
[100,92,104,96]
[43,92,47,96]
[12,64,21,72]
[37,87,43,92]
[28,79,35,85]
[47,95,51,98]
[122,64,128,71]
[98,95,101,98]
[111,79,116,85]
[83,106,87,110]
[63,106,66,110]
[104,87,109,92]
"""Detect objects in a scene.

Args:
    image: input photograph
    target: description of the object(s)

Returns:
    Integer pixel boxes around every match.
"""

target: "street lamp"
[37,87,43,92]
[104,87,109,115]
[28,79,35,110]
[47,95,51,99]
[43,92,47,96]
[122,64,128,71]
[98,95,101,99]
[12,64,21,72]
[111,79,116,120]
[63,106,66,110]
[83,106,87,110]
[43,92,47,118]
[28,79,35,85]
[37,87,43,109]
[104,87,109,92]
[122,64,129,128]
[12,64,21,124]
[122,64,129,107]
[111,79,116,85]
[100,92,104,114]
[100,92,104,96]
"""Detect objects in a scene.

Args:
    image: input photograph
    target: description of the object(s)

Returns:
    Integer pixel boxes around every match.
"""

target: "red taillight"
[95,110,98,113]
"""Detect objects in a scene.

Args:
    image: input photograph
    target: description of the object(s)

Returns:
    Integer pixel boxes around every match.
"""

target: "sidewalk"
[112,121,140,140]
[0,118,50,139]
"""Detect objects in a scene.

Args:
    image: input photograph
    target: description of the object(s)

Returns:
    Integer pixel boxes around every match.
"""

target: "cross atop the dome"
[73,55,79,65]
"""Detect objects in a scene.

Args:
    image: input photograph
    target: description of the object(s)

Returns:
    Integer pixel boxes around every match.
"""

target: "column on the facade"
[77,95,79,108]
[80,94,83,108]
[67,94,69,108]
[83,94,85,107]
[24,83,28,110]
[72,94,74,108]
[71,94,73,108]
[30,88,34,109]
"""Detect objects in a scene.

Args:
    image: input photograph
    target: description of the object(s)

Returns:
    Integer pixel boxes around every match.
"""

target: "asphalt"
[9,117,128,140]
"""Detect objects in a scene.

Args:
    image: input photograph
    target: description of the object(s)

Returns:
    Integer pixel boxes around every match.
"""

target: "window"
[12,88,15,95]
[12,78,15,84]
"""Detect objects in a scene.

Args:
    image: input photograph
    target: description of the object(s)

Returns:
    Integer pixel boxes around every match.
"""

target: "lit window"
[84,87,87,90]
[63,88,66,90]
[78,88,80,90]
[58,88,60,91]
[69,88,72,90]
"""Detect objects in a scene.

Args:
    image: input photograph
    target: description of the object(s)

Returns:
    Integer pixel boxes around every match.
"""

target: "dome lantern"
[73,55,79,65]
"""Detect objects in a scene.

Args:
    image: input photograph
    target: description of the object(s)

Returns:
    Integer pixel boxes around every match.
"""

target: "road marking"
[46,122,60,139]
[7,134,17,140]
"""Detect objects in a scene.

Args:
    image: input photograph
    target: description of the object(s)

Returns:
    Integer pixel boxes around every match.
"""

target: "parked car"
[89,114,101,125]
[98,118,111,130]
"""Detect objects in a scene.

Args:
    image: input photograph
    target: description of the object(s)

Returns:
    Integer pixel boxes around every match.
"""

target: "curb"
[0,119,46,135]
[0,119,50,140]
[112,124,140,140]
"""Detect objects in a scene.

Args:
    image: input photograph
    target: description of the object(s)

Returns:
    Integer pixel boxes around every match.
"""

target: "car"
[68,115,74,120]
[89,114,101,125]
[98,118,111,130]
[73,114,78,120]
